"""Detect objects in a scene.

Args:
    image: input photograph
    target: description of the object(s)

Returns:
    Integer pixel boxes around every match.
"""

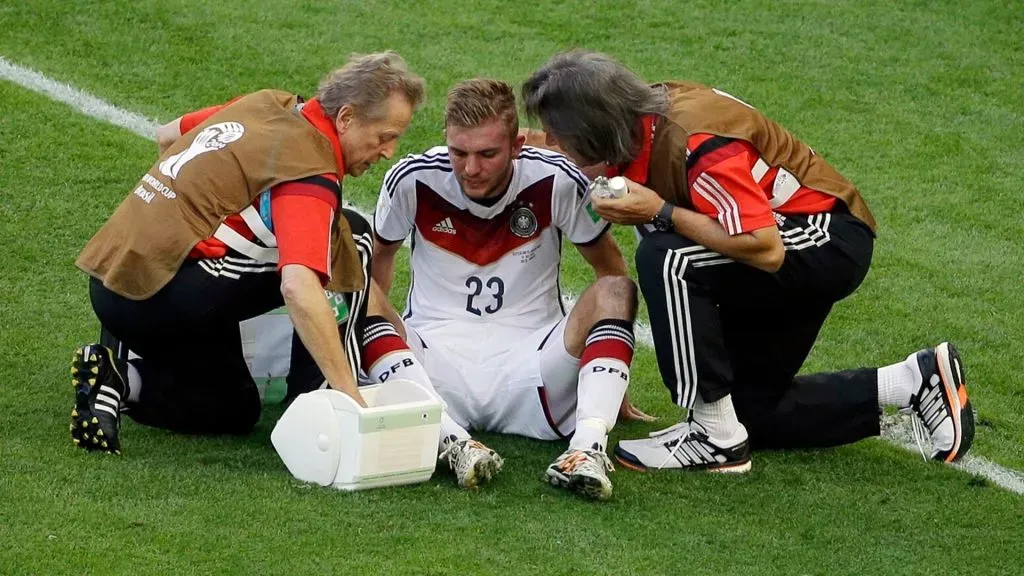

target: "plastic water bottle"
[588,176,628,199]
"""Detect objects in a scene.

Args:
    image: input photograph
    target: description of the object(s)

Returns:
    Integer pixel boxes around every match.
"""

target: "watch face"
[653,217,671,232]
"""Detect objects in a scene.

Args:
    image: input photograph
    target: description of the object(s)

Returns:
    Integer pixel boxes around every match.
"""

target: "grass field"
[1,1,1023,574]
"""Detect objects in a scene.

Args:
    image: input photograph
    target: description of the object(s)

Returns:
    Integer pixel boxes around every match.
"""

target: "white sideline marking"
[4,55,1021,496]
[881,414,1024,493]
[0,56,160,140]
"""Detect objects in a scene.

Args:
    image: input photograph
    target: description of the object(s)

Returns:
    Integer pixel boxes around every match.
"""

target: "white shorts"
[405,317,579,440]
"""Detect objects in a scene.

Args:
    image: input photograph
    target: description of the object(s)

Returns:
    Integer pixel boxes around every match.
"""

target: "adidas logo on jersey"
[432,217,457,235]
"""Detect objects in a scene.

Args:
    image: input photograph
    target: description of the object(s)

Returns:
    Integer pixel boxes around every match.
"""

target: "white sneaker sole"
[614,453,752,474]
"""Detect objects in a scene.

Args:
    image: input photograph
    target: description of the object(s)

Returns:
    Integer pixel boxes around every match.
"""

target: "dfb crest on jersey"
[510,206,538,238]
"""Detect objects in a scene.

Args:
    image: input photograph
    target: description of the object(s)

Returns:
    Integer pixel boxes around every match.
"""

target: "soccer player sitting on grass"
[369,79,651,500]
[520,50,974,472]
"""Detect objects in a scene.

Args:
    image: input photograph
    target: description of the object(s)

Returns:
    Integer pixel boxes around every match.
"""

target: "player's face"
[539,122,606,179]
[446,118,525,200]
[336,92,414,177]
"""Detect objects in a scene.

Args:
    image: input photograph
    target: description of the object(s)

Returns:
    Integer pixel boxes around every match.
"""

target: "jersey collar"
[605,114,656,185]
[300,98,346,179]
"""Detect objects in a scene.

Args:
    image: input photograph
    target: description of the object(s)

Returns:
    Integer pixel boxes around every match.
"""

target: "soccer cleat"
[545,448,614,501]
[905,342,974,463]
[614,420,752,473]
[70,344,126,455]
[439,437,503,489]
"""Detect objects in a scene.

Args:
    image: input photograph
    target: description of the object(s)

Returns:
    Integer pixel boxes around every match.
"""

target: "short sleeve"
[374,157,419,244]
[686,135,776,235]
[271,192,335,281]
[178,96,244,133]
[549,157,610,246]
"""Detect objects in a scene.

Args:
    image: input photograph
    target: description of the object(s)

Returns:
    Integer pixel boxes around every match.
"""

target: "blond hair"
[316,51,426,120]
[444,79,518,138]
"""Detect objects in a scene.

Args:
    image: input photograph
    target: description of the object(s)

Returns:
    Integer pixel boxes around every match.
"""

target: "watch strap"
[657,201,675,222]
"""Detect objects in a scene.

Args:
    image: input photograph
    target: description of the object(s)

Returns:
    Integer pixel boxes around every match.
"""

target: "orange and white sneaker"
[614,420,752,473]
[545,448,614,501]
[439,437,503,489]
[906,342,974,463]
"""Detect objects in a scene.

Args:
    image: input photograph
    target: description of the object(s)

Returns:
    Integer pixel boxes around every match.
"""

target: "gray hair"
[316,51,426,120]
[521,50,668,165]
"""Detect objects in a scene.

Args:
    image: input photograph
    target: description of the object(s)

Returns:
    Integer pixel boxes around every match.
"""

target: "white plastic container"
[607,176,629,198]
[587,175,629,199]
[271,379,442,491]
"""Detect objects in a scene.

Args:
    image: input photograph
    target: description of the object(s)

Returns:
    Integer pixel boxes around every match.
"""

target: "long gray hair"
[522,50,668,165]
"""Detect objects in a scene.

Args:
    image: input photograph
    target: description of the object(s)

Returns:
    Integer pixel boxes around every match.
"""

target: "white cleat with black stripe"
[905,342,974,463]
[614,420,752,473]
[69,344,126,455]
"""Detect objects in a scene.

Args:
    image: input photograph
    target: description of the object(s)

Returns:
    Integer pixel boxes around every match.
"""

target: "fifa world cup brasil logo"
[159,122,246,179]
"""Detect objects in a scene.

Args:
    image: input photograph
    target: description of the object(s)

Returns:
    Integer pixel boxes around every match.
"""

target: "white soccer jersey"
[375,145,608,348]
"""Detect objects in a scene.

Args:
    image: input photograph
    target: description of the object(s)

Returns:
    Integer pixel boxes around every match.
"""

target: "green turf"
[2,0,1023,574]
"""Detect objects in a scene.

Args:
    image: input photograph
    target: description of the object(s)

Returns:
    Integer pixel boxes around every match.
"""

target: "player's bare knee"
[589,275,638,321]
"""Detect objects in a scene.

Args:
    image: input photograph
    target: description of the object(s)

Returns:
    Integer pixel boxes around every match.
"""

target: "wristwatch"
[651,201,675,232]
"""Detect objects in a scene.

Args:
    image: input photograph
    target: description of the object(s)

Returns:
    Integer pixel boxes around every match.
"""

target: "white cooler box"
[271,379,442,491]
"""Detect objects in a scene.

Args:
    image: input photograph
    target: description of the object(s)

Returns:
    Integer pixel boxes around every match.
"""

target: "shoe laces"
[906,373,947,461]
[646,421,706,470]
[443,439,490,474]
[559,450,613,474]
[906,408,931,462]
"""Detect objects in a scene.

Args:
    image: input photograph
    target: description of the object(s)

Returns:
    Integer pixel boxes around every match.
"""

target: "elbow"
[280,267,316,307]
[279,277,302,307]
[756,241,785,273]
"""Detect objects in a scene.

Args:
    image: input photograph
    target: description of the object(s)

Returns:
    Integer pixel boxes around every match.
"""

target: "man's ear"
[335,105,355,134]
[511,131,527,158]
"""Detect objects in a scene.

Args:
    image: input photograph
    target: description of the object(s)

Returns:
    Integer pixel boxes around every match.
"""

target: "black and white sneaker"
[614,420,751,473]
[70,344,127,454]
[906,342,974,463]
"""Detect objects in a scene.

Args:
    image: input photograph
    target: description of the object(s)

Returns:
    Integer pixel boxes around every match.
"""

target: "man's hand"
[619,392,657,422]
[280,264,367,408]
[591,178,664,225]
[156,118,183,155]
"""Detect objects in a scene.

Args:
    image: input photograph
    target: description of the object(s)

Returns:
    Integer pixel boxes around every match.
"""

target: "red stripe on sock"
[580,339,634,368]
[361,335,409,368]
